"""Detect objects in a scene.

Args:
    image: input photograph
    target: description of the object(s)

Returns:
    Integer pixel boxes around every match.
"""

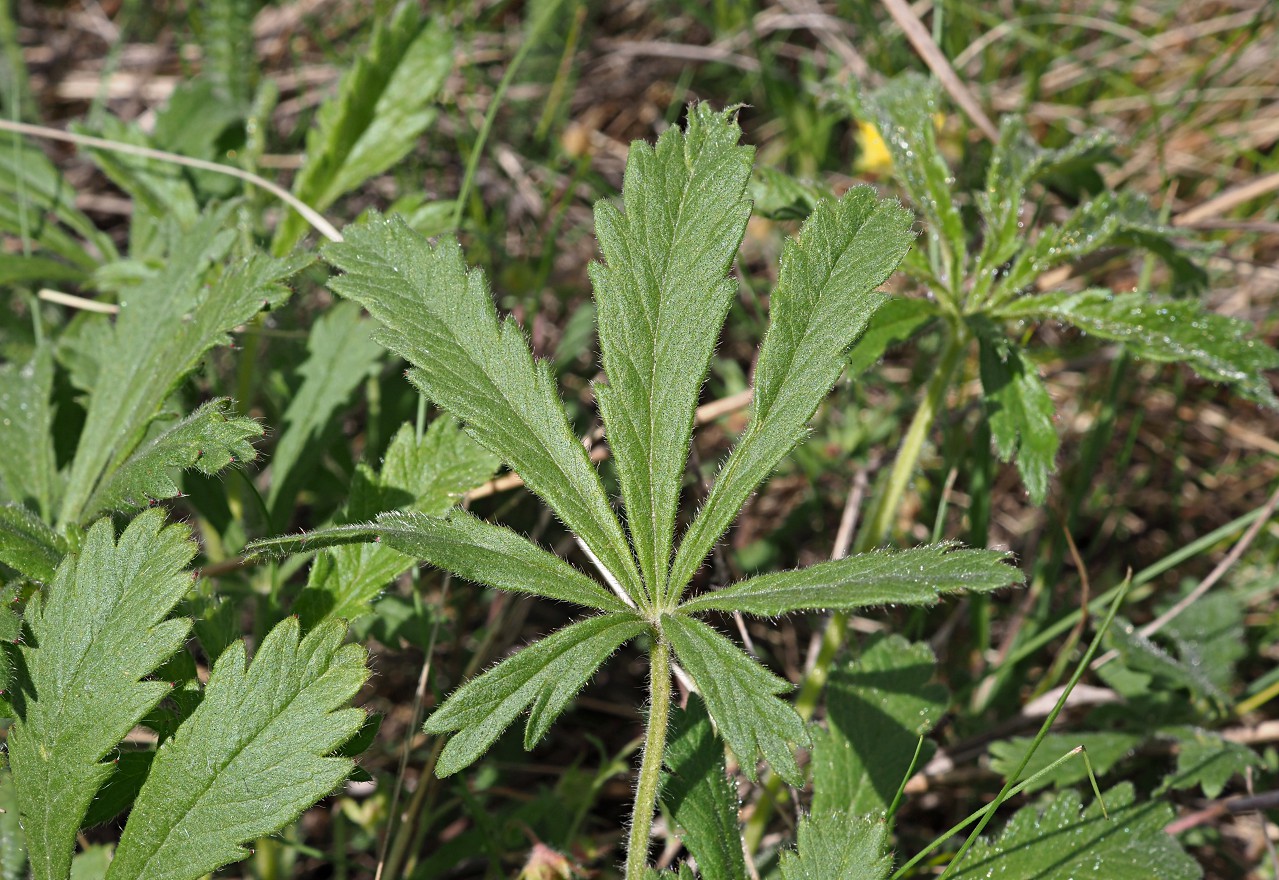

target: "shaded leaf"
[423,614,646,776]
[82,399,261,521]
[267,301,384,525]
[670,187,914,600]
[322,215,643,602]
[0,503,65,584]
[678,545,1022,616]
[660,696,745,880]
[1160,726,1261,799]
[0,349,57,519]
[811,635,947,818]
[947,783,1201,880]
[846,295,940,376]
[8,511,195,880]
[974,322,1059,503]
[106,618,368,880]
[590,103,752,597]
[1102,617,1231,718]
[663,614,808,784]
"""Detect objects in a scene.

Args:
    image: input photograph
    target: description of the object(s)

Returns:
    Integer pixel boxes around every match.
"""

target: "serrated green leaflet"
[974,325,1059,504]
[995,289,1279,408]
[274,6,451,252]
[7,511,196,880]
[591,104,752,599]
[322,216,644,603]
[663,614,808,784]
[267,301,384,526]
[779,812,892,880]
[0,503,64,584]
[660,697,745,880]
[1160,727,1261,799]
[678,546,1022,616]
[81,399,262,522]
[668,186,914,600]
[988,732,1141,795]
[106,617,367,880]
[0,349,57,520]
[812,635,947,818]
[57,207,306,527]
[946,784,1201,879]
[422,613,646,776]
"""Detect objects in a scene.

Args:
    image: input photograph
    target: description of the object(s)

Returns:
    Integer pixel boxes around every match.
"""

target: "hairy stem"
[743,324,968,852]
[626,633,672,880]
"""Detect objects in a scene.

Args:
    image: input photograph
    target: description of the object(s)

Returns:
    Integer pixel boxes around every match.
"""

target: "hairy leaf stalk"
[626,632,672,879]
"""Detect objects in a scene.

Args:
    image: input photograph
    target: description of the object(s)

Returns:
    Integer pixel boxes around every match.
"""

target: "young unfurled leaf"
[864,74,965,283]
[81,399,262,522]
[946,783,1200,879]
[669,187,914,599]
[274,7,452,252]
[105,617,368,880]
[663,614,808,784]
[7,510,196,880]
[267,301,385,526]
[974,323,1059,504]
[660,696,745,880]
[0,504,65,584]
[811,635,947,818]
[996,289,1279,408]
[58,208,306,527]
[322,216,643,602]
[677,545,1022,616]
[0,349,57,520]
[423,614,647,776]
[777,812,892,880]
[590,104,753,598]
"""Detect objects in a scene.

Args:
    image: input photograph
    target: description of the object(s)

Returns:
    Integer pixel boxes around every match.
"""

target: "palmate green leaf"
[7,510,196,880]
[590,104,752,598]
[267,301,384,525]
[677,545,1022,616]
[57,206,307,527]
[662,614,808,784]
[865,74,965,283]
[975,116,1115,276]
[0,504,64,584]
[988,732,1142,794]
[669,187,914,600]
[1159,726,1261,799]
[81,399,261,521]
[295,419,499,626]
[659,696,745,880]
[422,613,646,776]
[996,289,1279,408]
[0,348,57,519]
[974,322,1059,504]
[105,617,368,880]
[777,812,892,880]
[274,6,452,252]
[947,783,1201,880]
[811,635,947,818]
[322,216,644,602]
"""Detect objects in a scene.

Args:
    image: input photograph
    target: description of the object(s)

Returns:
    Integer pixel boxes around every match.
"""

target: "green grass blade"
[590,104,752,597]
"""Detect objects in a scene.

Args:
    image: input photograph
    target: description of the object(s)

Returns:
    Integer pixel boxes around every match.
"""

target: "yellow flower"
[854,114,946,174]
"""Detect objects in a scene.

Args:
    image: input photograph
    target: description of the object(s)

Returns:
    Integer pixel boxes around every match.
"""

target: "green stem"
[626,633,672,880]
[743,324,969,853]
